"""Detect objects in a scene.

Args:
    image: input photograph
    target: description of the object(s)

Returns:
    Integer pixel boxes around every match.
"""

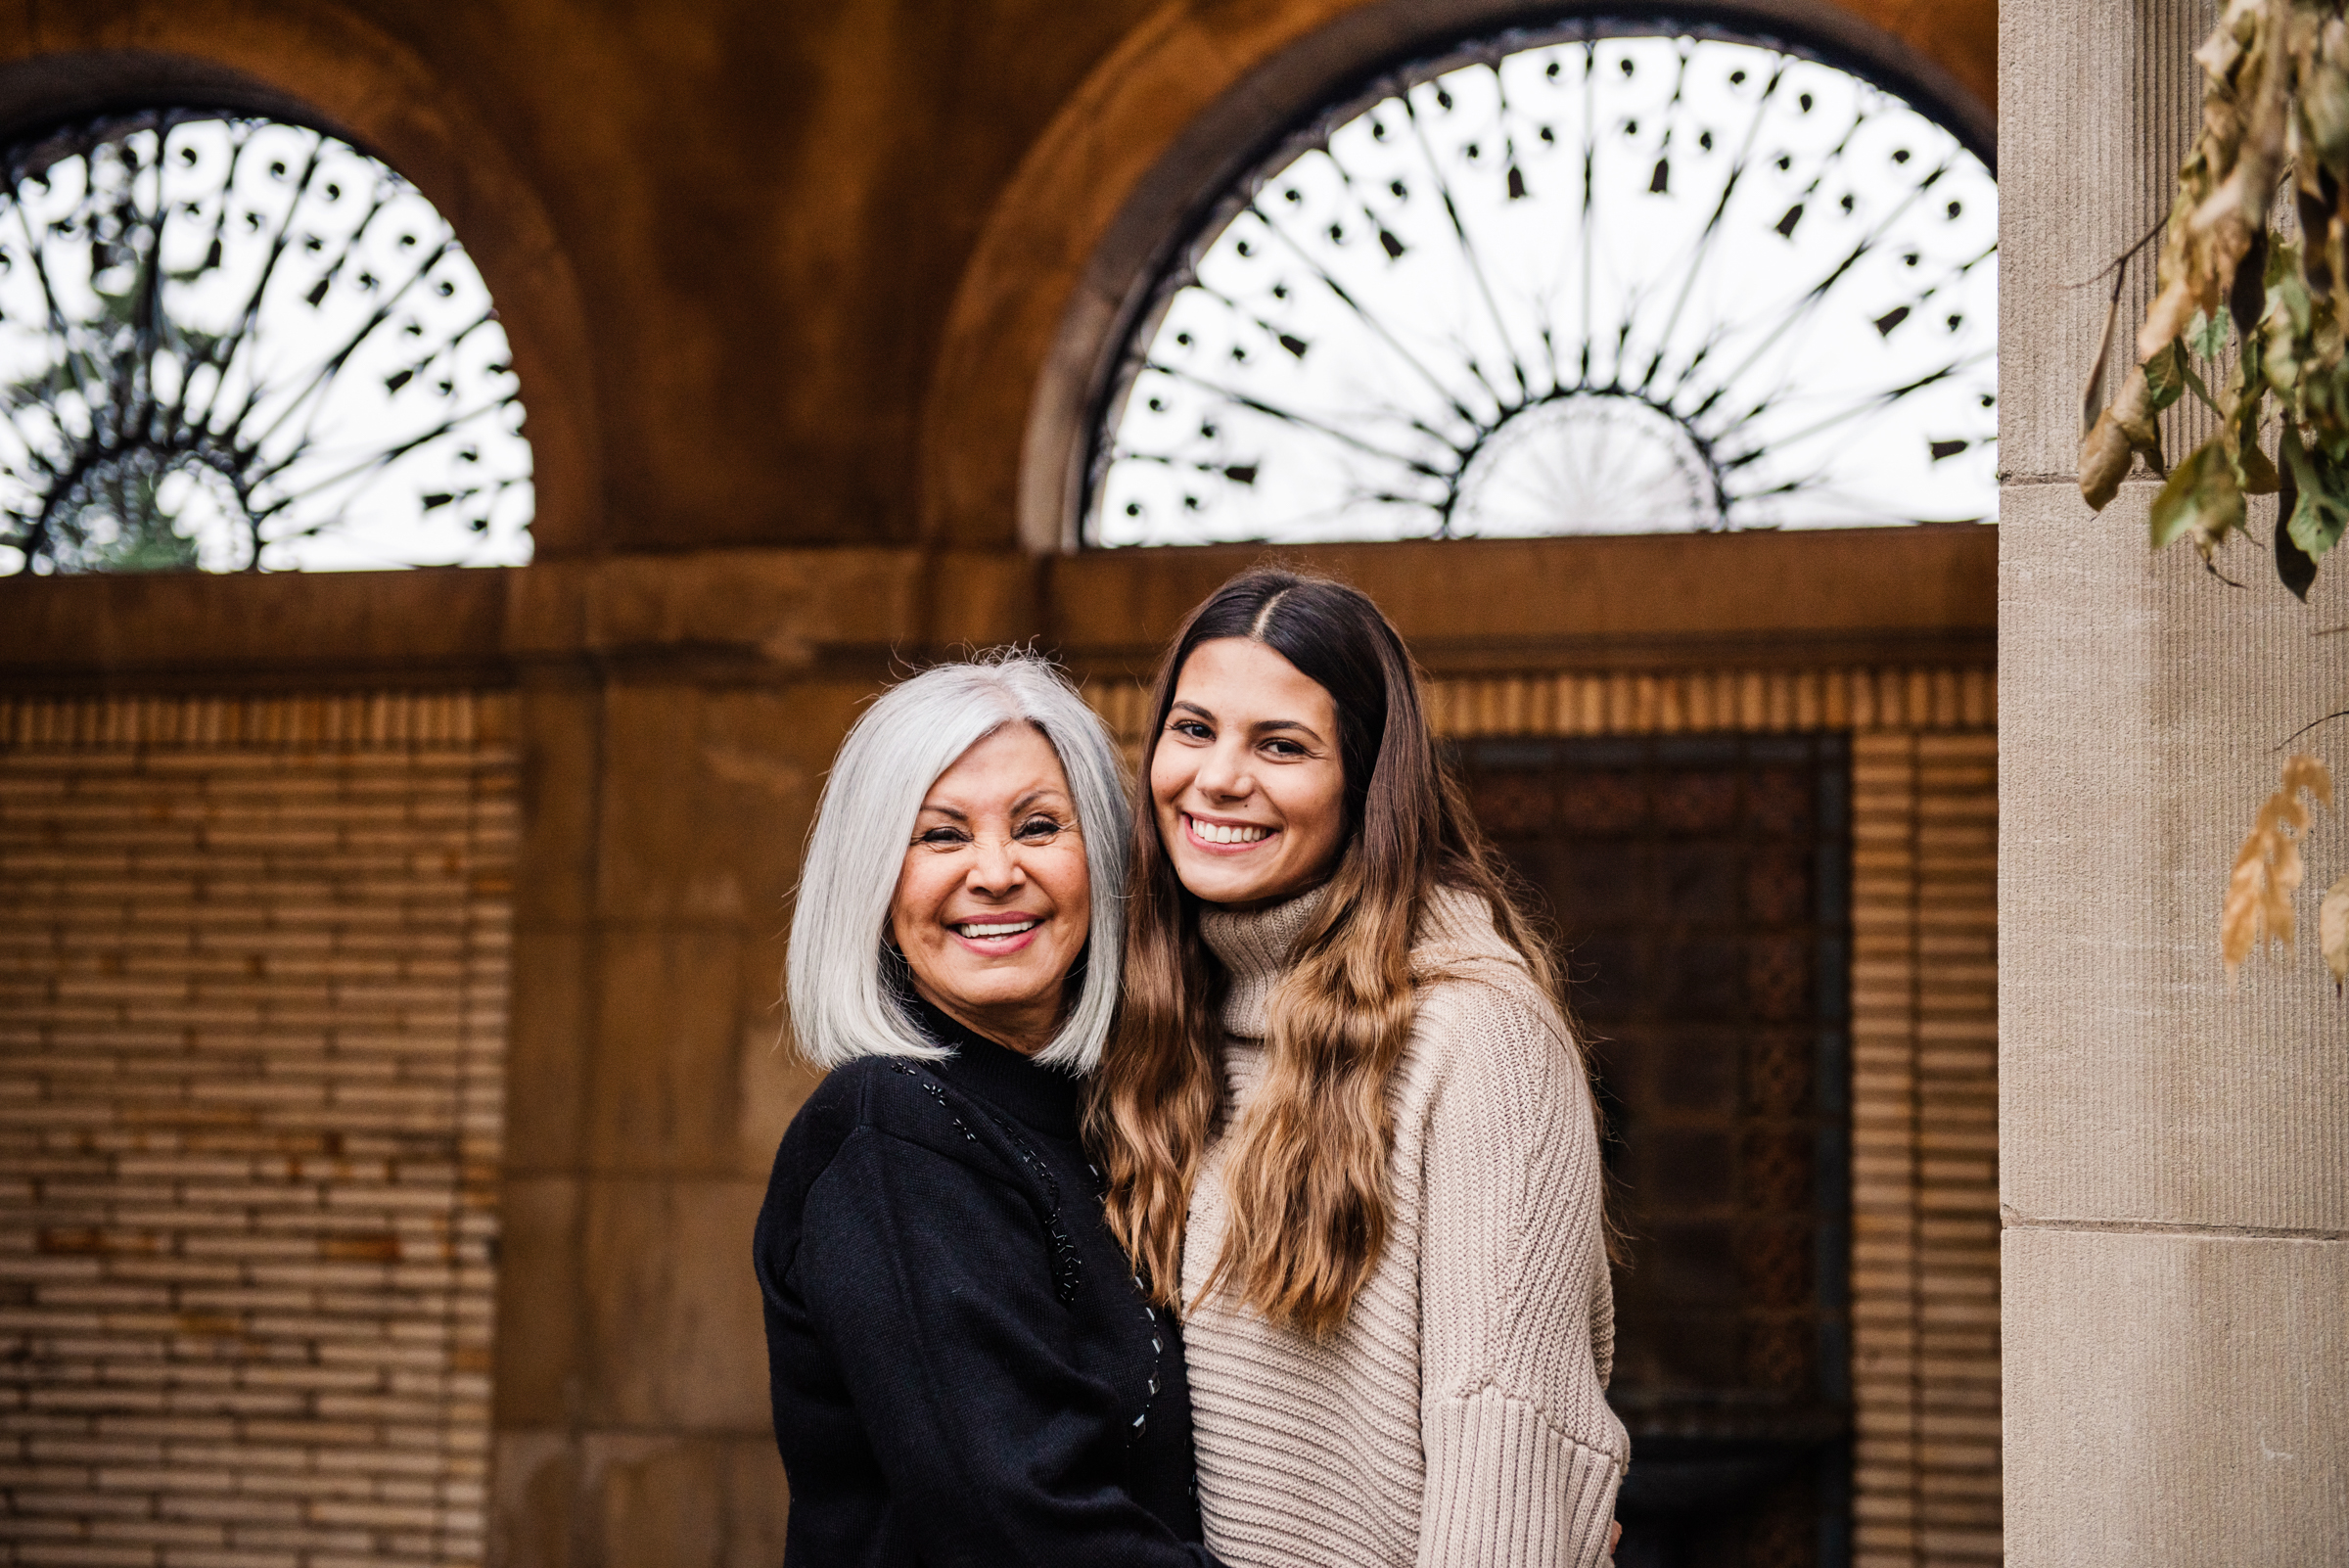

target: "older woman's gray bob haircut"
[786,653,1129,1075]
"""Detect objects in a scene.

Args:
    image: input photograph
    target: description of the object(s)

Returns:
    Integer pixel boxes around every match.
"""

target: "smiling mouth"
[956,918,1039,939]
[1186,814,1273,846]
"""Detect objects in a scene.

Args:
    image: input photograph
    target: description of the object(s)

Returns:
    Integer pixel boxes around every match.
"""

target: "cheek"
[1044,849,1092,933]
[1148,748,1189,809]
[889,854,944,941]
[1290,766,1350,848]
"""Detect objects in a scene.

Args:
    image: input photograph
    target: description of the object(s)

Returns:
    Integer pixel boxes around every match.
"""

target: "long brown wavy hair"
[1084,569,1569,1339]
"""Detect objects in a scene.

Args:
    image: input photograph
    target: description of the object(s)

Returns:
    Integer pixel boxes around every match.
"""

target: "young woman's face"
[891,723,1090,1055]
[1151,636,1349,909]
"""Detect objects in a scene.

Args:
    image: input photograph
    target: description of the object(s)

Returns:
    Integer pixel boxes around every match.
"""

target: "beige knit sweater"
[1181,886,1628,1568]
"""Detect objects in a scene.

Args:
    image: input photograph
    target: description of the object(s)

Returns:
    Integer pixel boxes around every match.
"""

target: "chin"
[1189,872,1281,905]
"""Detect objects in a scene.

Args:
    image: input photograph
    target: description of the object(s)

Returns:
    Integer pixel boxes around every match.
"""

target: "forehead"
[1174,637,1333,718]
[921,722,1070,806]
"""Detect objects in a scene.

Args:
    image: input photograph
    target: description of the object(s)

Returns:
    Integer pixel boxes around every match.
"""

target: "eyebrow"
[915,787,1072,820]
[1169,699,1325,743]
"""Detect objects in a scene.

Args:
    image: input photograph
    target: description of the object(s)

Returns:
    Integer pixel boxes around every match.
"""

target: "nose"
[966,832,1027,898]
[1192,736,1255,802]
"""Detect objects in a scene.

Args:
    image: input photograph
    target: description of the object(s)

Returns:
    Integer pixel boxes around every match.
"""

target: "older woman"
[754,654,1218,1567]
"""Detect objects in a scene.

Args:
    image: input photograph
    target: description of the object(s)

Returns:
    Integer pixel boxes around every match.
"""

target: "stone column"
[2001,2,2349,1563]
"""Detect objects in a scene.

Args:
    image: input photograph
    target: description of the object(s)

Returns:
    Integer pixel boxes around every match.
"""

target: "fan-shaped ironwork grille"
[1089,27,1996,546]
[0,109,532,575]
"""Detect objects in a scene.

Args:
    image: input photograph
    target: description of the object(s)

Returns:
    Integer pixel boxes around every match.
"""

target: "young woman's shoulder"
[1406,886,1584,1103]
[1411,885,1565,1022]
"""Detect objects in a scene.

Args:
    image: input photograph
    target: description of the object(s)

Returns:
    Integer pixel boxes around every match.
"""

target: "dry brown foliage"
[2223,753,2335,983]
[2321,875,2349,989]
[2081,0,2349,588]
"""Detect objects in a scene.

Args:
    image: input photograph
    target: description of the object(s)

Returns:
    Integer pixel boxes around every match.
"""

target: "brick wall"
[1849,733,2001,1568]
[0,692,517,1568]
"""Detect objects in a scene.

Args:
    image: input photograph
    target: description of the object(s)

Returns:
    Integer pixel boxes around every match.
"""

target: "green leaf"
[2142,340,2188,412]
[2272,266,2315,337]
[2288,487,2345,562]
[2188,307,2232,361]
[2180,352,2226,416]
[2265,236,2300,291]
[2284,426,2349,561]
[2150,439,2242,551]
[2237,437,2281,495]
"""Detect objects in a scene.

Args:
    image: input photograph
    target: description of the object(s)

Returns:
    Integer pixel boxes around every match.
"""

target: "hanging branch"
[2081,0,2349,593]
[2086,1,2349,992]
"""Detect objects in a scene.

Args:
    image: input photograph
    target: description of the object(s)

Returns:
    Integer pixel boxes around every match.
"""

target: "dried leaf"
[2265,793,2308,945]
[2142,0,2290,362]
[2083,281,2123,440]
[2221,751,2335,986]
[2082,364,2166,511]
[2223,832,2271,985]
[2304,20,2349,173]
[2282,752,2333,810]
[2322,876,2349,991]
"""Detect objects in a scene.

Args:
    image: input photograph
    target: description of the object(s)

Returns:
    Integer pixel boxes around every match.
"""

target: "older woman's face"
[891,723,1091,1055]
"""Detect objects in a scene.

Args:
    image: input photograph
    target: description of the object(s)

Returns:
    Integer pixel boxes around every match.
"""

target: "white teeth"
[1192,818,1270,845]
[959,920,1037,939]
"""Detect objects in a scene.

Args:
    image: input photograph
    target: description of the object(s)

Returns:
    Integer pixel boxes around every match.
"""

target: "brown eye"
[1015,816,1067,842]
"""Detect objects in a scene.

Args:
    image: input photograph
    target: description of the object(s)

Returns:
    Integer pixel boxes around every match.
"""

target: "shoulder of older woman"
[756,1056,1027,1279]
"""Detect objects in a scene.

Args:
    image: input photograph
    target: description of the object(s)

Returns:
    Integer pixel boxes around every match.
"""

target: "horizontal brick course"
[1,695,513,1566]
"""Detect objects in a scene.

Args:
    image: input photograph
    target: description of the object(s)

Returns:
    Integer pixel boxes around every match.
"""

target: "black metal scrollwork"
[1090,27,1997,546]
[0,109,532,575]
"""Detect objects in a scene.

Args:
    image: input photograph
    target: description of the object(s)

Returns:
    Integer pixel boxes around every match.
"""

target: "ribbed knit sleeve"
[1413,978,1627,1568]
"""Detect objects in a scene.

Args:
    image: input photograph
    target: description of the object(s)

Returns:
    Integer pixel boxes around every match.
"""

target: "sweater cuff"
[1419,1388,1623,1568]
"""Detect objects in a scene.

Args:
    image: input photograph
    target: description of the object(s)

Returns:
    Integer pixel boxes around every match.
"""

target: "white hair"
[786,652,1129,1075]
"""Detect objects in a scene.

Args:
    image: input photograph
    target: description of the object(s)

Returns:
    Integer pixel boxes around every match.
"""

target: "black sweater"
[754,1001,1217,1568]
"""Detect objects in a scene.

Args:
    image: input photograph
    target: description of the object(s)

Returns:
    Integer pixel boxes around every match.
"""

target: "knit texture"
[1182,886,1628,1568]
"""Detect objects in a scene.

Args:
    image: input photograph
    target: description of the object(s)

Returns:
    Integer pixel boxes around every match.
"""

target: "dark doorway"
[1458,733,1854,1568]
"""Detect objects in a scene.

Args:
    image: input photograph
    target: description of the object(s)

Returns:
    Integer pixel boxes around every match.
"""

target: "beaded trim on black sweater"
[888,1060,1084,1308]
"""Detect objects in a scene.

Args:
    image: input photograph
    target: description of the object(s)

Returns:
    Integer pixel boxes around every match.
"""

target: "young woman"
[1088,572,1627,1568]
[755,655,1221,1567]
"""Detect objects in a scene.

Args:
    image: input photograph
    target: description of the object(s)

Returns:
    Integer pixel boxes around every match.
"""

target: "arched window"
[1087,23,1995,546]
[0,109,531,575]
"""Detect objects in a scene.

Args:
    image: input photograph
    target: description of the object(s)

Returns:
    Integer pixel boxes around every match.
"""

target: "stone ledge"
[1,530,1998,689]
[1052,525,2000,670]
[0,549,1040,687]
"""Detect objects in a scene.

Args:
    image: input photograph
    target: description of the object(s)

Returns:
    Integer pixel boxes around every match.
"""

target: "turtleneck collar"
[1195,883,1524,1040]
[907,994,1082,1139]
[1196,887,1327,1040]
